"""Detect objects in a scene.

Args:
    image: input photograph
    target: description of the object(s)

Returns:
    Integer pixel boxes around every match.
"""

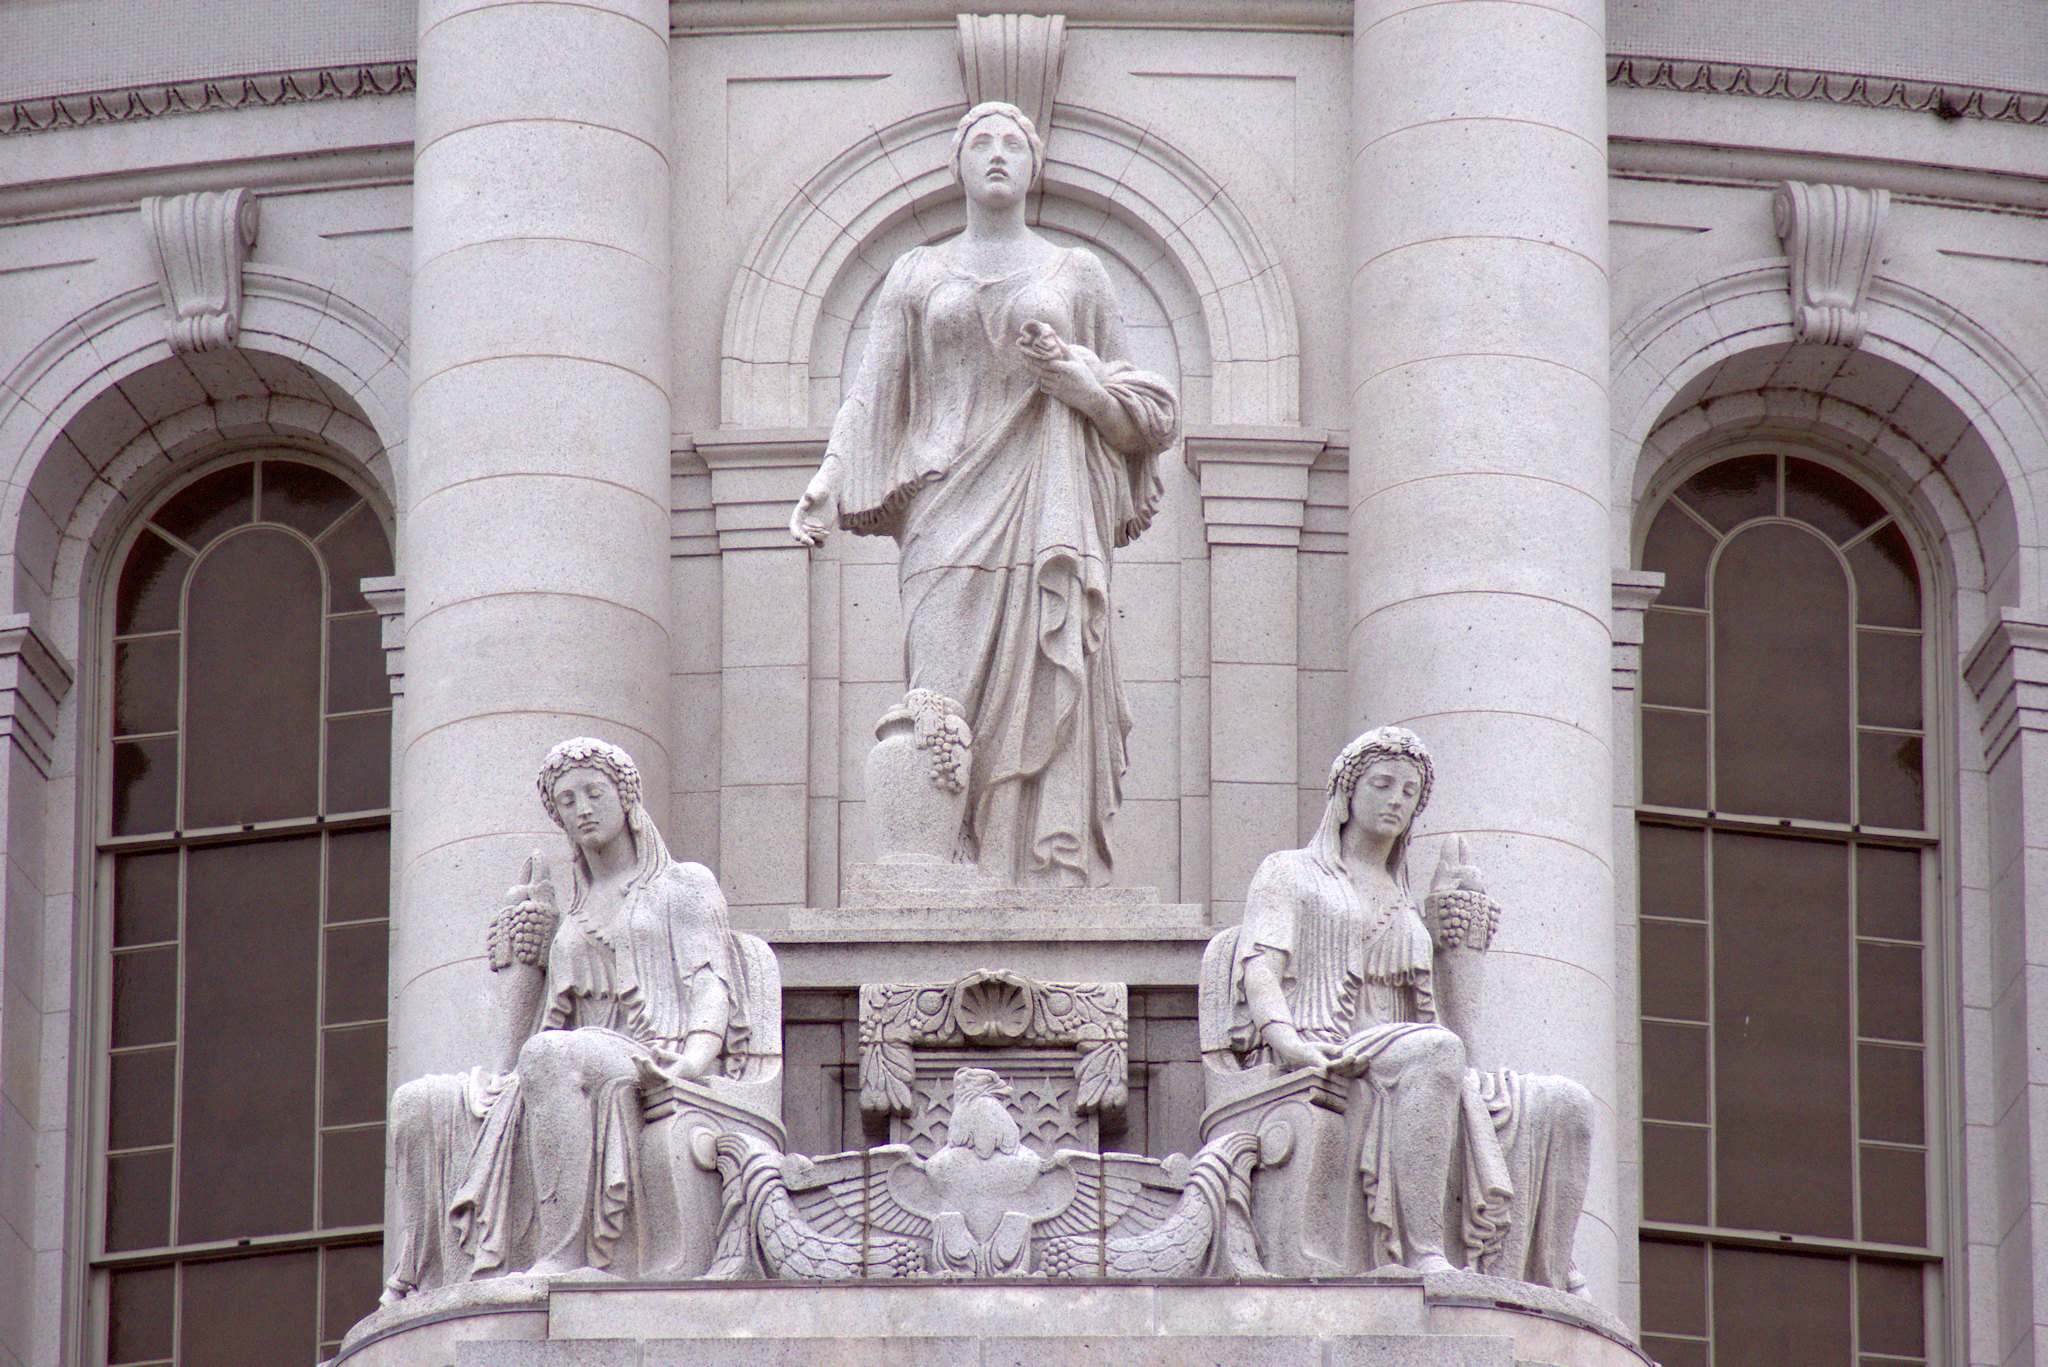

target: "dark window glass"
[1642,609,1707,710]
[1678,453,1776,533]
[1784,458,1885,544]
[181,1251,318,1367]
[1858,1260,1925,1355]
[180,837,321,1243]
[1859,732,1924,831]
[321,1126,386,1229]
[108,1047,176,1150]
[111,736,177,836]
[183,530,323,828]
[1643,1122,1709,1225]
[113,852,179,948]
[1714,831,1852,1237]
[1848,522,1920,628]
[1857,630,1922,730]
[1639,824,1704,920]
[1857,846,1920,941]
[1641,505,1717,608]
[326,711,391,814]
[1714,1245,1852,1367]
[1860,1146,1926,1246]
[105,1148,172,1252]
[1641,709,1707,809]
[1641,921,1707,1022]
[318,503,393,615]
[1642,1020,1708,1124]
[322,1022,386,1128]
[327,827,390,924]
[114,531,190,637]
[106,1265,173,1365]
[151,464,252,549]
[322,1243,387,1347]
[260,462,359,540]
[1859,1043,1925,1145]
[113,636,179,737]
[325,923,388,1025]
[1713,524,1850,821]
[110,945,177,1049]
[326,612,388,714]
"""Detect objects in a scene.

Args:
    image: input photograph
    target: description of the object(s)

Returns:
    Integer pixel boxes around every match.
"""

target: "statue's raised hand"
[1425,836,1499,952]
[486,851,560,971]
[1429,836,1484,898]
[1018,322,1108,414]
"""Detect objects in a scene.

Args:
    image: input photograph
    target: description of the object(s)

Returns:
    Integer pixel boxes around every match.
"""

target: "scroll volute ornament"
[1773,180,1889,347]
[140,188,260,352]
[956,13,1067,135]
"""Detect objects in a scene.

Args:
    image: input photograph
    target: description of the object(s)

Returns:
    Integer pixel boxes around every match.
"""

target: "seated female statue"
[383,738,779,1299]
[1200,726,1591,1289]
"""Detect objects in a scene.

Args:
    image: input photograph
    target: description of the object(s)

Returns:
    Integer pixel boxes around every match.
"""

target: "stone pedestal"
[1347,0,1618,1303]
[336,1277,1650,1367]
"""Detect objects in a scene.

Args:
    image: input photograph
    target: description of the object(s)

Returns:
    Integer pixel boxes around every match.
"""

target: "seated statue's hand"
[1425,835,1500,952]
[1263,1021,1336,1073]
[486,852,559,971]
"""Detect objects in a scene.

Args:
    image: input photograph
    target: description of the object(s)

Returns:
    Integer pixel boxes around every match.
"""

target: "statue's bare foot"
[1412,1252,1456,1276]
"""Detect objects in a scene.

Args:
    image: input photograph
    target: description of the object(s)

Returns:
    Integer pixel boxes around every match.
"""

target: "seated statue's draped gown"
[385,847,763,1296]
[831,244,1180,883]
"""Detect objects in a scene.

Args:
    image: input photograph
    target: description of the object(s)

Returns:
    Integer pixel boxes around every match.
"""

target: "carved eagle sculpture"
[702,1066,1270,1281]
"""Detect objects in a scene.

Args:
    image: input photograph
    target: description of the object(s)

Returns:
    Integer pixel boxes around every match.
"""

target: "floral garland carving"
[859,970,1128,1120]
[5,62,415,137]
[1609,56,2048,126]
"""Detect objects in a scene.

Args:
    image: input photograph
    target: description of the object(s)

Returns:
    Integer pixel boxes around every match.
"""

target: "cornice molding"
[1609,55,2048,127]
[3,61,414,138]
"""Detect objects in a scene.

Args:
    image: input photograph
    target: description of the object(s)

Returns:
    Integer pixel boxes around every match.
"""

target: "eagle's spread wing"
[781,1145,931,1239]
[1031,1149,1184,1238]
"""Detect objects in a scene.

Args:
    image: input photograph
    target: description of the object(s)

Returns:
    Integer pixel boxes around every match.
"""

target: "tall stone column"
[1348,0,1617,1302]
[392,0,674,1083]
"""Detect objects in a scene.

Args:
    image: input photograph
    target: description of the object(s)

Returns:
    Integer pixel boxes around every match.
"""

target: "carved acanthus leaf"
[1772,180,1889,347]
[140,188,259,352]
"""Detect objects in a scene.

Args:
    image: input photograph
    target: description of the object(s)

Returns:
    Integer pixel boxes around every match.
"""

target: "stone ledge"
[339,1276,1647,1367]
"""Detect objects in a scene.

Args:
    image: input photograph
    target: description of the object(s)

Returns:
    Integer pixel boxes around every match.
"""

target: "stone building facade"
[1,1,2044,1363]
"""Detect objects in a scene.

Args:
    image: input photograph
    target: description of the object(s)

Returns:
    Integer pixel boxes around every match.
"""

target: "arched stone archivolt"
[1611,259,2048,621]
[721,102,1299,430]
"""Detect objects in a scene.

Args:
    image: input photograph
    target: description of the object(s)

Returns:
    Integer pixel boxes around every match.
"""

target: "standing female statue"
[789,101,1180,887]
[1200,727,1593,1289]
[382,739,780,1299]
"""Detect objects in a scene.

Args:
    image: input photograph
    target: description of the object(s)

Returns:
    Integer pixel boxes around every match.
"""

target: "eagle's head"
[946,1067,1021,1159]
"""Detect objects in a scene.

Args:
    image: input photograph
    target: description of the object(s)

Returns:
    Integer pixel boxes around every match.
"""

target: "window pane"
[113,851,179,948]
[182,1250,317,1367]
[318,503,393,615]
[1642,709,1707,809]
[1713,523,1851,821]
[1858,941,1924,1044]
[183,530,323,828]
[153,464,253,549]
[1639,1238,1707,1337]
[1643,610,1706,710]
[1859,732,1924,831]
[109,1046,176,1150]
[113,636,179,737]
[180,837,320,1243]
[1640,824,1705,920]
[1860,1145,1927,1246]
[112,736,177,836]
[1678,453,1776,534]
[1643,1020,1708,1124]
[326,711,391,814]
[1858,1259,1926,1355]
[323,1022,386,1128]
[327,827,390,924]
[105,1148,172,1252]
[260,461,358,540]
[321,1125,386,1229]
[111,945,177,1049]
[1784,458,1885,545]
[1641,921,1707,1021]
[325,923,388,1025]
[1857,630,1921,730]
[1639,1338,1706,1367]
[1713,1245,1851,1367]
[1643,1122,1709,1225]
[1642,504,1717,608]
[326,612,387,714]
[323,1242,387,1345]
[1714,832,1852,1237]
[115,530,190,637]
[1860,1043,1926,1145]
[1857,846,1921,942]
[107,1264,173,1365]
[1848,523,1920,629]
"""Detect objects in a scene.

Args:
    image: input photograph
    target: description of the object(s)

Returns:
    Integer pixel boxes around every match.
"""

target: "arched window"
[95,455,393,1366]
[1635,451,1940,1366]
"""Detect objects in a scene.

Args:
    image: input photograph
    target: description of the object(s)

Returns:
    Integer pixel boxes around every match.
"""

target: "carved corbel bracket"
[140,188,260,352]
[956,13,1067,134]
[1772,180,1889,347]
[359,576,405,699]
[0,613,75,780]
[1964,607,2048,769]
[859,970,1128,1119]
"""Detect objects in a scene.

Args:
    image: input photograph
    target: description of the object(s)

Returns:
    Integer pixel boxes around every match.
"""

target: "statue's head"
[1317,726,1434,869]
[537,736,643,830]
[950,101,1045,192]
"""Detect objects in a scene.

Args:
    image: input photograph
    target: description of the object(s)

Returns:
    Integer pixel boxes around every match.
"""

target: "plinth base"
[336,1275,1647,1367]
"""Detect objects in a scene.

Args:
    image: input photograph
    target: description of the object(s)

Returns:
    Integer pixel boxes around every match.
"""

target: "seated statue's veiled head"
[1308,726,1435,877]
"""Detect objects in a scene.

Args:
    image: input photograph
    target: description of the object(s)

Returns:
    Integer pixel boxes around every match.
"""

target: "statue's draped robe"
[832,245,1179,883]
[1225,850,1515,1271]
[385,862,754,1294]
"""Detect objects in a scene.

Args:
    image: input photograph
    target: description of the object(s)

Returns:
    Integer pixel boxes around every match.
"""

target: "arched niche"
[721,103,1298,430]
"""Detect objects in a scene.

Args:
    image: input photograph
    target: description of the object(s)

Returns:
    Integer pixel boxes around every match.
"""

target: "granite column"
[392,0,675,1082]
[1348,0,1617,1302]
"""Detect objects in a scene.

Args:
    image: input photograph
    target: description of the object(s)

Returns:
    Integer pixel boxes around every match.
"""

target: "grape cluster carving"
[1426,888,1500,952]
[904,688,972,794]
[487,897,559,971]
